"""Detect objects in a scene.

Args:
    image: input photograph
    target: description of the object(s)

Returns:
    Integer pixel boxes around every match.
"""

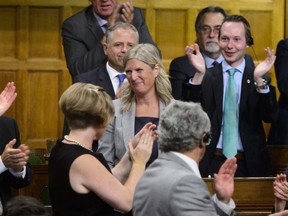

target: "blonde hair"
[59,83,114,129]
[121,44,172,112]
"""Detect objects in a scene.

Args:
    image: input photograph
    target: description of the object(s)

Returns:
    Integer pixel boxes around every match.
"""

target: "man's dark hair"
[220,15,254,46]
[195,6,229,33]
[3,196,49,216]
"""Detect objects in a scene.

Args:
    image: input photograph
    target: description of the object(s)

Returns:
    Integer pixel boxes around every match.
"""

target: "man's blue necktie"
[222,68,238,158]
[117,74,126,88]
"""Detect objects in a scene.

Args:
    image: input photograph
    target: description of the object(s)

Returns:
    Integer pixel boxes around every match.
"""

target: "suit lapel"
[98,67,115,99]
[86,6,104,41]
[239,67,254,116]
[212,65,224,126]
[122,101,136,150]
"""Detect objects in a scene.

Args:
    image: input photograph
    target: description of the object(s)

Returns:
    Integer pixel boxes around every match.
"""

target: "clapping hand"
[1,139,30,172]
[131,122,157,149]
[254,47,276,82]
[214,157,237,204]
[108,1,134,27]
[0,82,17,116]
[185,44,206,84]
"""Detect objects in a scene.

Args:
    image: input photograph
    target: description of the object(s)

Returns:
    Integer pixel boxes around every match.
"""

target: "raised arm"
[254,47,276,90]
[0,82,17,116]
[213,157,237,204]
[185,43,206,85]
[70,125,154,213]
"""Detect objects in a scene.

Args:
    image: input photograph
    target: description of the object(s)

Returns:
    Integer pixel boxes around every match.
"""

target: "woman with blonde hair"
[98,43,172,169]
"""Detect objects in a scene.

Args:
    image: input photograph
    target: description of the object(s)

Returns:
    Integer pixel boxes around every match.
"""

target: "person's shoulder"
[63,5,91,24]
[277,38,288,49]
[74,66,106,83]
[0,116,16,125]
[112,98,123,107]
[133,7,144,13]
[169,55,196,77]
[170,55,188,65]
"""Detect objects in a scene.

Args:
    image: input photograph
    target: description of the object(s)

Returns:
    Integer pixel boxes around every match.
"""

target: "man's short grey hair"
[106,21,139,43]
[158,100,211,152]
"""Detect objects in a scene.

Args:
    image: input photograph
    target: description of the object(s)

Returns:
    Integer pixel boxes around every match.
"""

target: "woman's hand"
[131,122,157,149]
[128,127,155,165]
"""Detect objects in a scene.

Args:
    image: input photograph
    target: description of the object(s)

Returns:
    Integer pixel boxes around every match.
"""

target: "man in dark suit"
[74,22,139,99]
[62,0,156,80]
[184,15,277,177]
[169,6,255,100]
[0,117,33,211]
[268,39,288,145]
[63,22,139,153]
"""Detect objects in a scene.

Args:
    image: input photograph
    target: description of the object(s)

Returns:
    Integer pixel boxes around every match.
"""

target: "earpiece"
[247,36,254,46]
[203,132,212,145]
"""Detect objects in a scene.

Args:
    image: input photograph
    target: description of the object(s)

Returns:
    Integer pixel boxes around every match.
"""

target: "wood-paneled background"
[0,0,286,149]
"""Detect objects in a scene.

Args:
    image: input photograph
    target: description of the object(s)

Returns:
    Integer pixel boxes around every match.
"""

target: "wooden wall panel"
[0,7,16,58]
[242,11,272,61]
[155,10,187,60]
[26,71,61,148]
[29,7,61,58]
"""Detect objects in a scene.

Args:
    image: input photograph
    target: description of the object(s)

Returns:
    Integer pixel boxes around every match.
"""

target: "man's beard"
[204,39,220,53]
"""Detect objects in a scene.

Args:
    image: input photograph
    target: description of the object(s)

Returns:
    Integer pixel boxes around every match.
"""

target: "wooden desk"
[268,145,288,174]
[13,165,49,200]
[205,177,275,215]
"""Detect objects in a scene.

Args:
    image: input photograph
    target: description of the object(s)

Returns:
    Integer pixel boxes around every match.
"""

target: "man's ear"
[103,43,108,55]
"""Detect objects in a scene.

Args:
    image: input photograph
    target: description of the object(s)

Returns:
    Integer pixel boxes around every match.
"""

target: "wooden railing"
[205,177,275,216]
[12,165,275,215]
[268,145,288,174]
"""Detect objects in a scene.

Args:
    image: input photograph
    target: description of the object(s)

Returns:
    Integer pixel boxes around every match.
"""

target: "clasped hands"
[108,1,134,27]
[1,139,30,173]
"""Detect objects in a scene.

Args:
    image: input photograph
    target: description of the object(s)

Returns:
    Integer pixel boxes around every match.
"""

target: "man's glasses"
[200,26,221,35]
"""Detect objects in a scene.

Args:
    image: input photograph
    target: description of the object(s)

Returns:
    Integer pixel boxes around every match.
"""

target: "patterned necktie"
[222,68,238,158]
[117,74,126,88]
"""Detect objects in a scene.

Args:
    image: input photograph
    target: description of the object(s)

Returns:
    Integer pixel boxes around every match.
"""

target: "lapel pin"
[247,79,250,84]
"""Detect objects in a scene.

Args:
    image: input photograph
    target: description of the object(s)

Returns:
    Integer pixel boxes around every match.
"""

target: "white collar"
[171,151,201,179]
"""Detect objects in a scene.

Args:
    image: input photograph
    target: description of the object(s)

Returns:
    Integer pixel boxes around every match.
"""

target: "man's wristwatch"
[254,78,268,90]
